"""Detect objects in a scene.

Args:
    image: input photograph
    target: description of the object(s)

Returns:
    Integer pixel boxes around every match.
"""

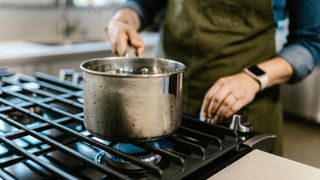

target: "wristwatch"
[243,65,269,91]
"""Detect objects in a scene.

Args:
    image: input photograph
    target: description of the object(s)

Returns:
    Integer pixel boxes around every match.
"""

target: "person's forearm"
[111,8,141,31]
[257,56,294,88]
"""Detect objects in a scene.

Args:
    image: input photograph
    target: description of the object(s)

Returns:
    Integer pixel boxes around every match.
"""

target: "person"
[107,0,320,155]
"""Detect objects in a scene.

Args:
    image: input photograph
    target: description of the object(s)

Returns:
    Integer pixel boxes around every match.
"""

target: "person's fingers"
[215,93,239,118]
[127,28,144,47]
[201,72,260,123]
[201,97,210,118]
[107,21,143,56]
[137,45,145,57]
[202,82,223,118]
[108,23,128,56]
[107,21,120,45]
[115,33,128,56]
[207,84,232,118]
[112,44,116,54]
[108,24,117,54]
[135,34,144,57]
[226,99,245,117]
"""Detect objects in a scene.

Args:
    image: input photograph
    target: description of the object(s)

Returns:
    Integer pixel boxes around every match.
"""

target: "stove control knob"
[229,114,252,133]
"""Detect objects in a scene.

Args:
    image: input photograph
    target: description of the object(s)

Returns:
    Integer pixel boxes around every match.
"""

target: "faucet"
[58,0,77,44]
[58,0,68,43]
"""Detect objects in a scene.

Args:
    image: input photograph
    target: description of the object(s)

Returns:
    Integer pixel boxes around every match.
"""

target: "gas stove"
[0,69,276,179]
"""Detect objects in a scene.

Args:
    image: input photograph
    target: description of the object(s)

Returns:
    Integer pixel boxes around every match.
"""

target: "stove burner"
[114,143,150,154]
[96,142,161,172]
[156,138,175,150]
[1,82,41,105]
[95,139,174,177]
[8,106,44,126]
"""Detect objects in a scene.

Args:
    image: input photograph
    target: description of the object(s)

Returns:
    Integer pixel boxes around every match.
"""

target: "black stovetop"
[0,72,253,180]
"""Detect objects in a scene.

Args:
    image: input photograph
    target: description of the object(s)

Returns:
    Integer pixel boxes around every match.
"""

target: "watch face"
[248,65,265,76]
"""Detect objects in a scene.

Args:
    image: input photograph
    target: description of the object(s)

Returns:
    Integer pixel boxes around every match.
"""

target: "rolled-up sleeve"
[278,0,320,83]
[116,0,168,30]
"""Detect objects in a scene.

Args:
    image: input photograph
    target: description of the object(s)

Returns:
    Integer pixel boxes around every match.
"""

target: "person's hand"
[107,9,144,57]
[201,72,260,121]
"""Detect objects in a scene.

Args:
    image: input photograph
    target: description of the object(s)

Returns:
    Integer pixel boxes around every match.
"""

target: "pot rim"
[80,57,185,78]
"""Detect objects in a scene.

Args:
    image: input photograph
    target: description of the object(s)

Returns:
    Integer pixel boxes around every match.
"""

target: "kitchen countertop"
[0,32,159,65]
[209,149,320,180]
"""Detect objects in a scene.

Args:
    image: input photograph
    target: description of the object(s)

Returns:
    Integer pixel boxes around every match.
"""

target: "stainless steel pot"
[80,57,185,141]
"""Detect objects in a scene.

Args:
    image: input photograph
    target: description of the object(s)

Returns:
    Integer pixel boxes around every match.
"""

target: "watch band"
[243,65,269,91]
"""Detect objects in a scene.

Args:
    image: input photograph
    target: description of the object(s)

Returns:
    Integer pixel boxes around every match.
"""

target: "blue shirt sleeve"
[278,0,320,83]
[116,0,168,30]
[272,0,287,21]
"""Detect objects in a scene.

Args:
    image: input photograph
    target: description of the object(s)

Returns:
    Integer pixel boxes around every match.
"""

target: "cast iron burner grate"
[0,72,252,180]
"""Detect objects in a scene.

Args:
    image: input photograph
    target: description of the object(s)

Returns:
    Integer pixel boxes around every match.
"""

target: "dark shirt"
[119,0,320,83]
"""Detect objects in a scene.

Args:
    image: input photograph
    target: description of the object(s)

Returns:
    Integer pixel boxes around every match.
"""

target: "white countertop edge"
[0,32,159,64]
[209,149,320,180]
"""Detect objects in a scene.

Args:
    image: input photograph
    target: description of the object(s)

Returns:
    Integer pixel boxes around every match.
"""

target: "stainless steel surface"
[125,47,137,58]
[81,57,185,141]
[229,114,252,133]
[281,65,320,123]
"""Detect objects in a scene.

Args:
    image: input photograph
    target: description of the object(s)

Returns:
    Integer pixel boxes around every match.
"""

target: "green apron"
[156,0,283,155]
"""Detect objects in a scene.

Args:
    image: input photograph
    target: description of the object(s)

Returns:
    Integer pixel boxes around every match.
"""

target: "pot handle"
[125,46,138,58]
